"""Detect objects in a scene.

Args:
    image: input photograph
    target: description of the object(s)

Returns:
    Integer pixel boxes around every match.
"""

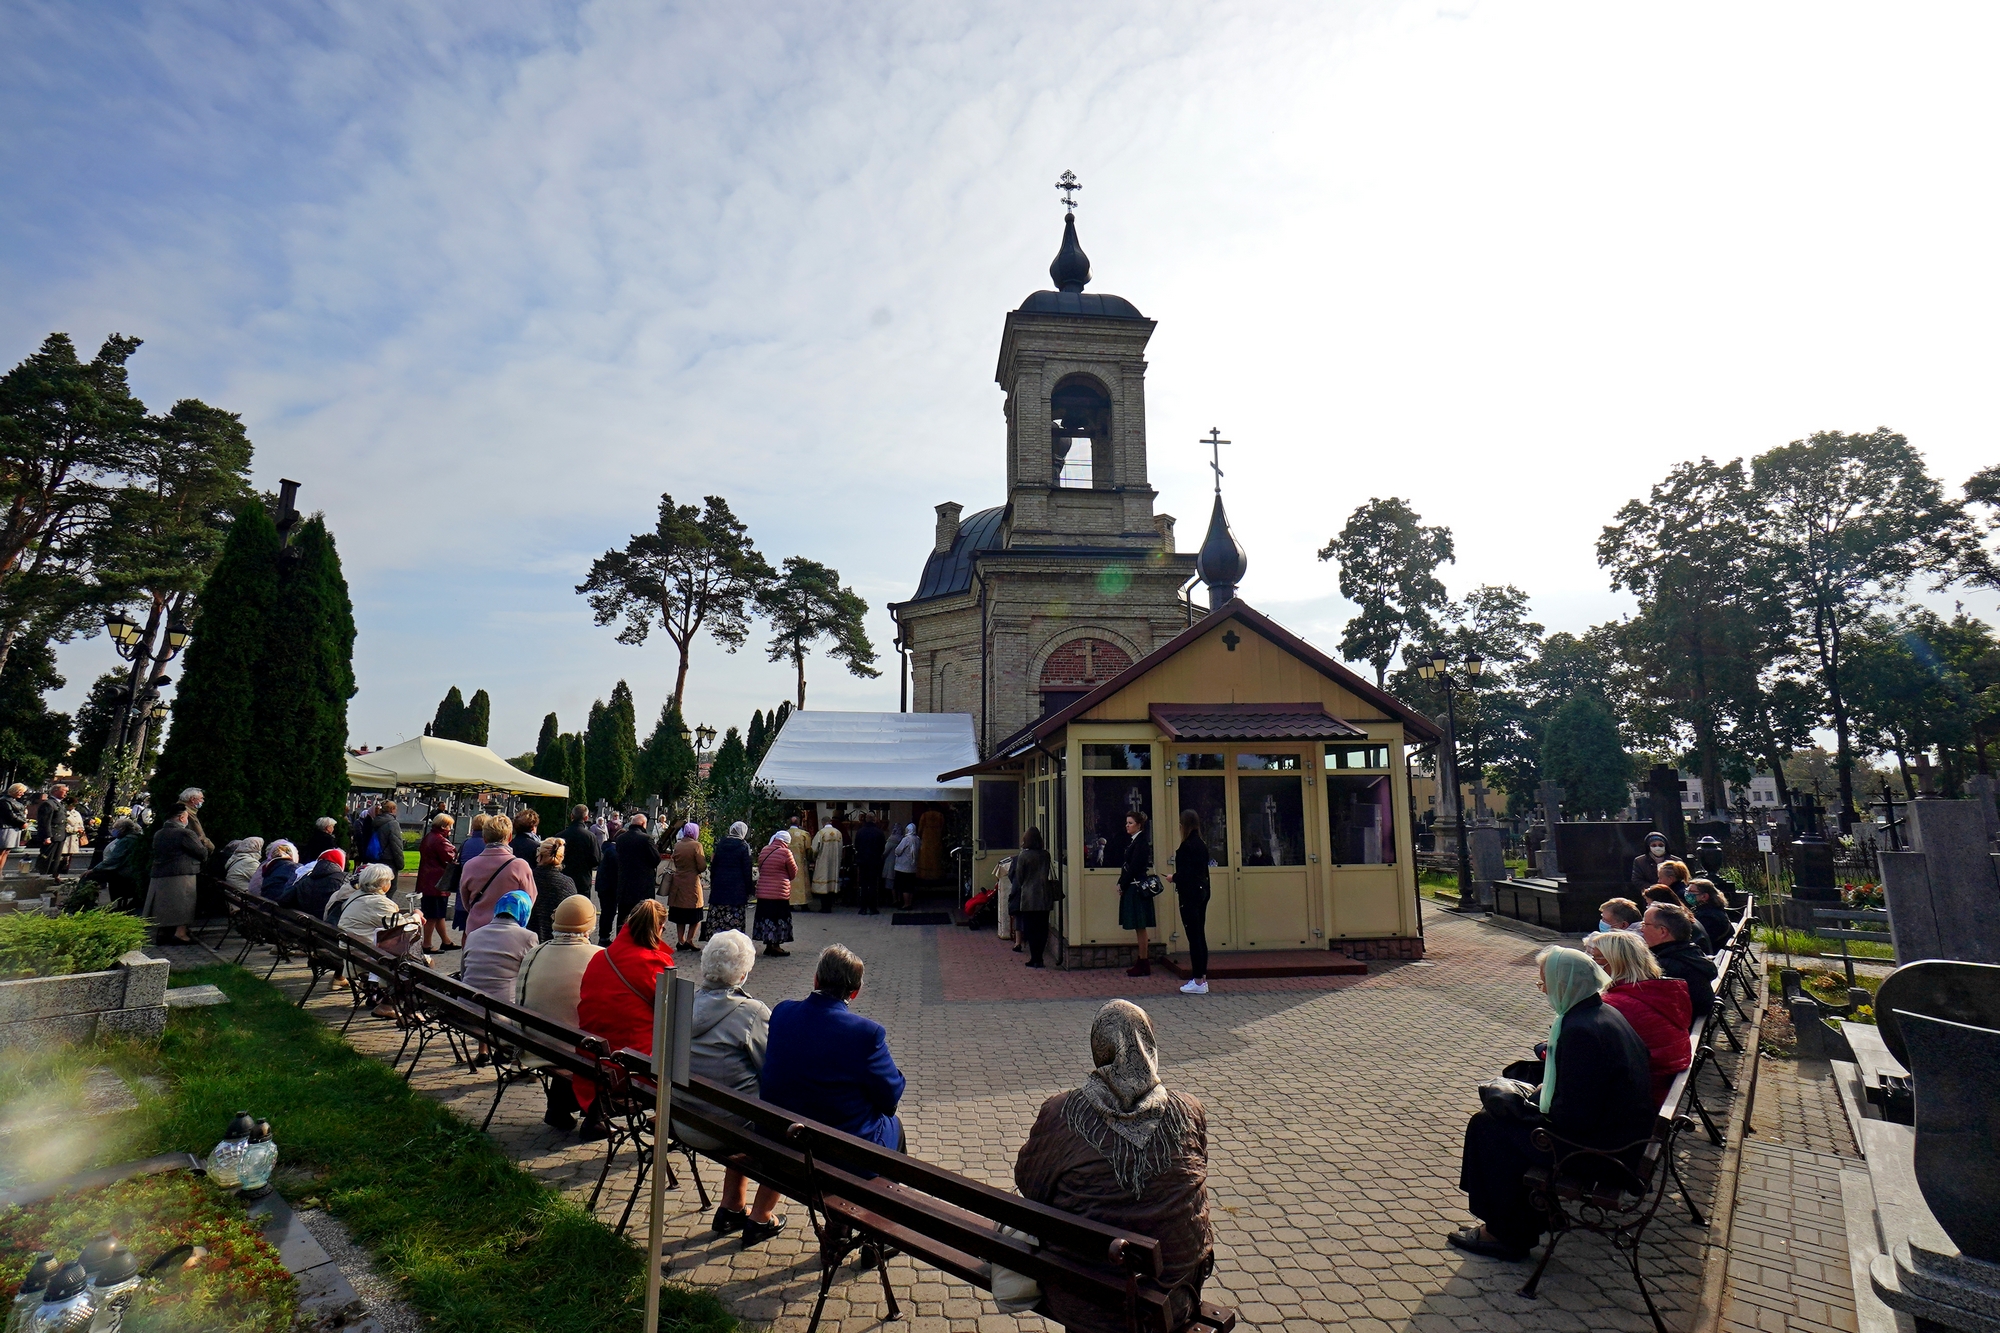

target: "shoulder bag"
[1477,1077,1543,1122]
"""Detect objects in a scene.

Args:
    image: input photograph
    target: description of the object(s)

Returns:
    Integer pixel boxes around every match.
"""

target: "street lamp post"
[98,610,191,829]
[1417,650,1484,910]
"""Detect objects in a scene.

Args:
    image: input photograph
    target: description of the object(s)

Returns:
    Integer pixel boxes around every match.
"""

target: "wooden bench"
[1519,1060,1698,1333]
[664,1069,1237,1333]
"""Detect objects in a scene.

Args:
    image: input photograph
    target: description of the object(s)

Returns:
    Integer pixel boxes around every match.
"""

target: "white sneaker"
[1180,979,1208,995]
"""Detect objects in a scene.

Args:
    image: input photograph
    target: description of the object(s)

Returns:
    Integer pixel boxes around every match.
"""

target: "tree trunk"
[794,642,807,710]
[670,637,691,710]
[1766,748,1792,810]
[0,619,19,683]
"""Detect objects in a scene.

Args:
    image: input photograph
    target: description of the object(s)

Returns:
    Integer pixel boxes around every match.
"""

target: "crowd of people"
[1448,849,1729,1261]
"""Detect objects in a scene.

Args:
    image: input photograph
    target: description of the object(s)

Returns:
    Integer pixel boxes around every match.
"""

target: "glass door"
[1170,752,1232,950]
[1234,750,1314,947]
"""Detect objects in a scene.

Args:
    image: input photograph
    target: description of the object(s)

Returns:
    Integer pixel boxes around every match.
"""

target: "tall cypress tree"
[250,516,355,845]
[583,700,616,808]
[560,732,587,809]
[464,689,491,747]
[430,687,467,740]
[635,699,697,808]
[746,709,767,766]
[608,681,639,804]
[150,502,281,847]
[528,712,569,827]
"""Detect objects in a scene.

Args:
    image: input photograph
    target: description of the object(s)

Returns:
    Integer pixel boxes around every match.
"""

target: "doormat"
[891,912,952,926]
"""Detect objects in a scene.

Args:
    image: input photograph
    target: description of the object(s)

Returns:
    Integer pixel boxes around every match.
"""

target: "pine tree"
[464,689,491,746]
[248,516,355,845]
[635,700,698,807]
[150,502,281,847]
[431,687,467,740]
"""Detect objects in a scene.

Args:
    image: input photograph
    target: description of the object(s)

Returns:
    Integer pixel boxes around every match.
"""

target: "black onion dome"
[1196,494,1248,607]
[1050,211,1091,291]
[1017,210,1144,317]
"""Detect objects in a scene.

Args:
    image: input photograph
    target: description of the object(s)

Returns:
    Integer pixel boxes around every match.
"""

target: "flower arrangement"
[0,1172,297,1331]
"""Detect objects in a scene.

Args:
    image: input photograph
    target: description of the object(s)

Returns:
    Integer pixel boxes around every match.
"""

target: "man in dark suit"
[558,804,600,905]
[610,813,660,939]
[761,944,907,1151]
[851,813,887,916]
[1643,902,1718,1024]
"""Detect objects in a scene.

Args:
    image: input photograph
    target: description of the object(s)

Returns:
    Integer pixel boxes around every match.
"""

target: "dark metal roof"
[1015,290,1145,319]
[1148,703,1366,743]
[907,505,1006,602]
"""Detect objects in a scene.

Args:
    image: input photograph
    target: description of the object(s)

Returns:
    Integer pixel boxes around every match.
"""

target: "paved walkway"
[248,902,1745,1333]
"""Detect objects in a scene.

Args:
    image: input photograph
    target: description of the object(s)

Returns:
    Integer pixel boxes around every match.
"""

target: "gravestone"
[1968,773,2000,848]
[1878,800,2000,965]
[1492,821,1654,933]
[1466,824,1505,910]
[1536,782,1566,876]
[1647,764,1689,854]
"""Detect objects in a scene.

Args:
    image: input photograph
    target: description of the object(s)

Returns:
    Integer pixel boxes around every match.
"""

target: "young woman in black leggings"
[1170,809,1212,995]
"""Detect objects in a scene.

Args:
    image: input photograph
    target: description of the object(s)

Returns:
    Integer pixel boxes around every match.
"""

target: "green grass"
[124,964,735,1333]
[0,908,150,979]
[1754,923,1895,961]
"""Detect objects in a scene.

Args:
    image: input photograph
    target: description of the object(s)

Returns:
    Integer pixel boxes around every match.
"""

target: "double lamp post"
[1416,649,1482,905]
[97,610,191,828]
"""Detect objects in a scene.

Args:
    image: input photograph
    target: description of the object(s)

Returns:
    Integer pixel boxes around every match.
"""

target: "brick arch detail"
[1034,629,1140,689]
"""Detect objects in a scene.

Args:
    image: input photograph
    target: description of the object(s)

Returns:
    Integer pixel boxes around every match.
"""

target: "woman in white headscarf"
[888,823,920,911]
[1014,1000,1212,1333]
[222,837,265,893]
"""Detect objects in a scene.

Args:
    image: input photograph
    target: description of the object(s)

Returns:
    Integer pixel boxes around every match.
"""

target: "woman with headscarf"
[753,830,798,957]
[1449,946,1656,1260]
[1014,1000,1212,1333]
[222,837,264,893]
[145,803,210,944]
[280,848,348,919]
[707,821,755,937]
[889,822,920,911]
[664,821,708,949]
[460,890,538,1002]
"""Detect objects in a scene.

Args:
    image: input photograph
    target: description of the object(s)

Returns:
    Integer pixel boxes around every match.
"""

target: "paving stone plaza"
[229,900,1786,1333]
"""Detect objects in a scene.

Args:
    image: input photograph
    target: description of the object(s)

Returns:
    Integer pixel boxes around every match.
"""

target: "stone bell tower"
[894,174,1199,751]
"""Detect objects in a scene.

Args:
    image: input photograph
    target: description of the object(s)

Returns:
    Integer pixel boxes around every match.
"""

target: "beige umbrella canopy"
[345,736,567,797]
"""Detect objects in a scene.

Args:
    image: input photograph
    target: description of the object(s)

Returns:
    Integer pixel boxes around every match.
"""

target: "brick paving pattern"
[1716,1054,1862,1333]
[237,901,1745,1333]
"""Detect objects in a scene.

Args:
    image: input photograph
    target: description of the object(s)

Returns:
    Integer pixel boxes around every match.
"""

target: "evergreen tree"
[0,638,73,790]
[560,732,587,809]
[150,501,281,847]
[431,687,467,740]
[756,556,879,707]
[707,726,748,800]
[609,681,638,793]
[585,696,637,808]
[746,709,767,766]
[248,515,355,845]
[464,688,491,746]
[771,700,792,741]
[528,711,569,828]
[1540,694,1630,818]
[635,699,697,808]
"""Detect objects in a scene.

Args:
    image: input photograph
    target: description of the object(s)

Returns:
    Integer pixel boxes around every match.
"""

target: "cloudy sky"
[5,0,1997,758]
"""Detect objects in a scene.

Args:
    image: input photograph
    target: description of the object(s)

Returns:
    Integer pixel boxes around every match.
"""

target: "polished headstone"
[1901,1008,2000,1266]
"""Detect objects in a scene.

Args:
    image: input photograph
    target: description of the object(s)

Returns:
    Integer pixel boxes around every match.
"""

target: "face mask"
[1598,919,1621,935]
[1683,890,1698,907]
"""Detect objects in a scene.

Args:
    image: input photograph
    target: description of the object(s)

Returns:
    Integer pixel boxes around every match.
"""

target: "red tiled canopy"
[1147,702,1368,742]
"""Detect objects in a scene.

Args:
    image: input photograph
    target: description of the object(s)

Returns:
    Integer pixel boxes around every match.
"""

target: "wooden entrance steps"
[1159,951,1367,980]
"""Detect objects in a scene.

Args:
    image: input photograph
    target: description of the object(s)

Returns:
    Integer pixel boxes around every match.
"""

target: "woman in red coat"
[1590,929,1692,1103]
[574,901,674,1130]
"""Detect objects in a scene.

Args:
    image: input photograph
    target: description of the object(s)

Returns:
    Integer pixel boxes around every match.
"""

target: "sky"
[5,0,1998,759]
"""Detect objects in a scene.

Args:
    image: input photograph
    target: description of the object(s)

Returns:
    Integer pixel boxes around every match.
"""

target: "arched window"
[1049,375,1111,488]
[1038,637,1132,714]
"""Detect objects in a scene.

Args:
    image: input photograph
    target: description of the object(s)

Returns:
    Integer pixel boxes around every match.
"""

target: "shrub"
[0,909,150,979]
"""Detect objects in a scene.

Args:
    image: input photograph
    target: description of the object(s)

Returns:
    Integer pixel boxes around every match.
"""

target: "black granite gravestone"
[1492,821,1655,933]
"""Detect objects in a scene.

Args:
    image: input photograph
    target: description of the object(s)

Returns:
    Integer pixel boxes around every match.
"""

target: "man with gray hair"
[1641,902,1717,1024]
[302,815,340,861]
[760,944,907,1151]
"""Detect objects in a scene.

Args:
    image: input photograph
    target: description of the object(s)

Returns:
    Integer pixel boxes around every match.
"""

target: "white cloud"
[6,0,1997,754]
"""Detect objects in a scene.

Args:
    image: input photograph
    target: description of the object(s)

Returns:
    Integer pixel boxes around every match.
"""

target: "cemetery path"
[253,902,1746,1333]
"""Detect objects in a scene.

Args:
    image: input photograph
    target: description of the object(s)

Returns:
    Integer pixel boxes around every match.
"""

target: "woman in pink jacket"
[459,813,535,934]
[752,830,797,958]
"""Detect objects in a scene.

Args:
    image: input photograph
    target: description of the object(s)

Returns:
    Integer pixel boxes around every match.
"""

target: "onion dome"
[1196,494,1248,609]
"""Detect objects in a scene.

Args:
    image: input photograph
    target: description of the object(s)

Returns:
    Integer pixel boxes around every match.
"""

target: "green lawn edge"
[147,964,737,1333]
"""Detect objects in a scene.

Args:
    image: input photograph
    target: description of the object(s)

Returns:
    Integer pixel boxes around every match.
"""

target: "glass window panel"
[1174,752,1226,770]
[1327,774,1396,864]
[977,780,1020,850]
[1237,774,1306,865]
[1236,752,1302,771]
[1171,776,1229,866]
[1325,743,1391,771]
[1083,743,1152,771]
[1083,774,1152,867]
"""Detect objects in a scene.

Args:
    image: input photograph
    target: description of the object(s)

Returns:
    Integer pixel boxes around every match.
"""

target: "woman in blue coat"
[706,821,756,936]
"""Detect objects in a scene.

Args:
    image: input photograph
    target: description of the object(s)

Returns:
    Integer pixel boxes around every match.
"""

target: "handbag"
[1139,874,1166,898]
[433,861,463,898]
[1477,1077,1543,1122]
[986,1224,1042,1314]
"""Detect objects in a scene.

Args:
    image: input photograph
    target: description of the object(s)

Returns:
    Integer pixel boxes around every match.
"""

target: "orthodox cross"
[1203,427,1230,495]
[1055,170,1081,213]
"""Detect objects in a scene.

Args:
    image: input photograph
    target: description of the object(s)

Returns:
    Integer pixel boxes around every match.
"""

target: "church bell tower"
[894,173,1199,750]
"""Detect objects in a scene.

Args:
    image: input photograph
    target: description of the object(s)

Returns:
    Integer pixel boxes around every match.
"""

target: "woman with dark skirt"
[1118,811,1155,979]
[706,821,755,936]
[1168,810,1212,995]
[1449,946,1655,1260]
[1012,827,1053,969]
[752,830,798,957]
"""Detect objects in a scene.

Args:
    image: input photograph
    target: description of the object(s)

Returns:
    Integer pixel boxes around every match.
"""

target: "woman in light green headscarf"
[1449,945,1655,1260]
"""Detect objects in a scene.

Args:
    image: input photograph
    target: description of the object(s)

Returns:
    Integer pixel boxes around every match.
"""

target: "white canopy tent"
[753,711,977,803]
[345,735,568,797]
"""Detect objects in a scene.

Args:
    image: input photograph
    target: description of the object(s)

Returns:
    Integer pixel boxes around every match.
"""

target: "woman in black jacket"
[1012,828,1054,969]
[705,820,756,936]
[1450,946,1655,1260]
[527,838,578,940]
[1688,880,1733,953]
[1117,811,1155,979]
[1168,810,1212,995]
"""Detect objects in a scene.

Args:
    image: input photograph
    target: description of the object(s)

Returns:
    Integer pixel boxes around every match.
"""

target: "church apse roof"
[906,504,1006,603]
